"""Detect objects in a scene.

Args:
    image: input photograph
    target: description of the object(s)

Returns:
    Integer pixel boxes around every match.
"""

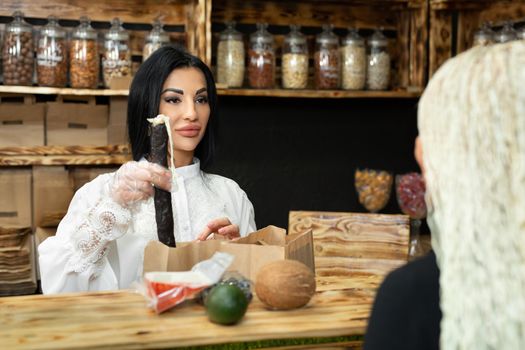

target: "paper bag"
[143,226,315,281]
[0,96,46,147]
[33,166,74,227]
[0,169,32,227]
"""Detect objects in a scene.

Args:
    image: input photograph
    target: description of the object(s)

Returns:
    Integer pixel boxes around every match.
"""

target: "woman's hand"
[110,161,172,207]
[196,217,240,241]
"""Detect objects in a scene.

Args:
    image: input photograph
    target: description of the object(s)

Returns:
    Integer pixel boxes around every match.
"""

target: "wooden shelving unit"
[0,145,131,166]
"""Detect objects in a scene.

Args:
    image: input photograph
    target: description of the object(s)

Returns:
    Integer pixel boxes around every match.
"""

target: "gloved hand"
[110,160,172,207]
[196,217,240,241]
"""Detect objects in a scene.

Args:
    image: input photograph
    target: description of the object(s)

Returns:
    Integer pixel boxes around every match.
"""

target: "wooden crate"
[429,0,525,76]
[0,0,208,60]
[209,0,428,91]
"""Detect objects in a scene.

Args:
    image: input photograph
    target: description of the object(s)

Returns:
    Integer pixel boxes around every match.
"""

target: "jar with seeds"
[2,11,34,86]
[314,24,340,90]
[282,25,308,89]
[37,16,67,87]
[341,28,366,90]
[70,17,99,88]
[103,18,131,88]
[217,21,245,88]
[366,29,390,91]
[143,20,170,62]
[248,23,275,89]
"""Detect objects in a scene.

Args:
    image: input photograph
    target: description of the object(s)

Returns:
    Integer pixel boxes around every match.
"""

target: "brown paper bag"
[108,97,128,144]
[34,227,57,280]
[143,226,315,281]
[0,233,37,295]
[0,96,46,147]
[69,166,118,191]
[33,166,74,227]
[0,169,32,227]
[46,96,108,146]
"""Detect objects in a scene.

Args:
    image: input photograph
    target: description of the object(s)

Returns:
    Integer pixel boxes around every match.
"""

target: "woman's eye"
[196,96,208,104]
[165,97,181,104]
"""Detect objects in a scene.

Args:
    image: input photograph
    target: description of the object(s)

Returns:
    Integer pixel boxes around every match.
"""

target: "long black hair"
[127,45,218,169]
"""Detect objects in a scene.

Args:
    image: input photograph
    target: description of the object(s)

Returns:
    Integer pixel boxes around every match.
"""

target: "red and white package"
[139,252,234,313]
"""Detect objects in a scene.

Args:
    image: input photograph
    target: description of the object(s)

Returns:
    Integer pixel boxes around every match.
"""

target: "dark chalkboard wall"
[207,96,422,230]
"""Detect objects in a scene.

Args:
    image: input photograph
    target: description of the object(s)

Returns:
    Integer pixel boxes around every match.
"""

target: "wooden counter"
[0,275,382,349]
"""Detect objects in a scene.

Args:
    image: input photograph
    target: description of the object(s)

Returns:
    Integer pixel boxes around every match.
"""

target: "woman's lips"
[176,126,201,137]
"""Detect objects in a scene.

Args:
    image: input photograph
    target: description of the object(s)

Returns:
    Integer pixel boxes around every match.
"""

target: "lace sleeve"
[64,198,131,276]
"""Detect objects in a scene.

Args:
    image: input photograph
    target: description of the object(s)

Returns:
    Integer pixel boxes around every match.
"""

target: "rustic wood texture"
[217,88,421,98]
[456,10,480,54]
[0,155,131,166]
[429,9,453,77]
[0,145,129,156]
[0,85,129,96]
[409,4,428,88]
[0,274,382,350]
[185,0,208,59]
[289,211,409,277]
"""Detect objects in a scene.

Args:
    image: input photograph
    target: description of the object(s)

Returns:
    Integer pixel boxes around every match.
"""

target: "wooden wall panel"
[429,9,453,77]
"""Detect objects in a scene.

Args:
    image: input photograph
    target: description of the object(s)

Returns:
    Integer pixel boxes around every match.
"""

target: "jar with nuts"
[248,23,275,89]
[314,24,340,90]
[103,18,132,88]
[2,11,34,86]
[37,16,67,87]
[367,29,390,91]
[282,25,308,89]
[494,21,517,43]
[354,168,393,213]
[342,28,366,90]
[473,22,495,47]
[70,17,99,89]
[217,21,245,88]
[143,20,170,62]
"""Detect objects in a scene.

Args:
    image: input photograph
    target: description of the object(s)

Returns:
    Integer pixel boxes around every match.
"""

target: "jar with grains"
[314,24,340,90]
[217,21,245,88]
[103,18,131,88]
[494,21,517,43]
[282,25,308,89]
[366,29,390,91]
[248,23,275,89]
[473,22,495,47]
[37,16,67,87]
[70,17,99,88]
[341,28,366,90]
[143,20,170,62]
[355,168,393,213]
[2,11,34,86]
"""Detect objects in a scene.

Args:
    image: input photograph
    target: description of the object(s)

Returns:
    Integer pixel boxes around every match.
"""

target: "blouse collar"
[174,157,201,179]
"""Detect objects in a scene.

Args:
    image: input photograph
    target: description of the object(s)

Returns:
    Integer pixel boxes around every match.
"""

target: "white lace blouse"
[38,159,256,294]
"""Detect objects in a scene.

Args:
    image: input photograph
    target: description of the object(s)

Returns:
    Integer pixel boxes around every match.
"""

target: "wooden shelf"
[217,88,421,99]
[0,85,129,96]
[0,145,131,166]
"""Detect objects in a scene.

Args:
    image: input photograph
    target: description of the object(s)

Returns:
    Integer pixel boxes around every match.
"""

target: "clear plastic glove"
[196,217,240,241]
[110,160,172,207]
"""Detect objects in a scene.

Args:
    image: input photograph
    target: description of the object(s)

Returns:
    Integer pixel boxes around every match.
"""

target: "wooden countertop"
[0,274,383,349]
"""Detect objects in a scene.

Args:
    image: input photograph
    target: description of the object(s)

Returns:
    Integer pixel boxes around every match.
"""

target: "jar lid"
[72,16,97,40]
[495,21,517,43]
[368,29,388,47]
[343,28,364,46]
[146,20,170,43]
[250,23,274,45]
[7,11,32,33]
[284,24,306,45]
[473,22,495,44]
[220,21,243,41]
[40,16,66,39]
[316,24,339,45]
[105,17,129,41]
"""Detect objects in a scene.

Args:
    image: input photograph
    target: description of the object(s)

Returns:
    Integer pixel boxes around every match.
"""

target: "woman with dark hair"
[39,45,256,294]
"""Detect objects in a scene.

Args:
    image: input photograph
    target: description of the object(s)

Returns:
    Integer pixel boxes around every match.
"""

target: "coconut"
[255,259,316,310]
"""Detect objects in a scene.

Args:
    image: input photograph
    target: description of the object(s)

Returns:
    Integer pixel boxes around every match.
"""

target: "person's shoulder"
[202,172,246,193]
[382,251,438,295]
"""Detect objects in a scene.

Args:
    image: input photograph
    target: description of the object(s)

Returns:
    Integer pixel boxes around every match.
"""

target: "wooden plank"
[0,86,129,96]
[289,211,409,277]
[205,0,213,65]
[0,0,190,25]
[0,155,131,166]
[0,281,376,349]
[456,10,480,54]
[217,88,421,98]
[477,1,525,25]
[185,0,207,57]
[0,145,130,156]
[211,0,399,30]
[397,12,411,89]
[429,9,453,77]
[409,4,428,88]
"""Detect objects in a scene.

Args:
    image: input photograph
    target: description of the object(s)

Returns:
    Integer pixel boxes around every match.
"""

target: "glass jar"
[37,16,67,87]
[217,21,245,88]
[2,11,34,86]
[103,18,131,88]
[314,24,340,90]
[519,26,525,41]
[367,29,390,91]
[248,23,275,89]
[143,20,170,62]
[473,22,495,46]
[70,17,99,88]
[341,28,366,90]
[282,25,308,89]
[494,21,517,43]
